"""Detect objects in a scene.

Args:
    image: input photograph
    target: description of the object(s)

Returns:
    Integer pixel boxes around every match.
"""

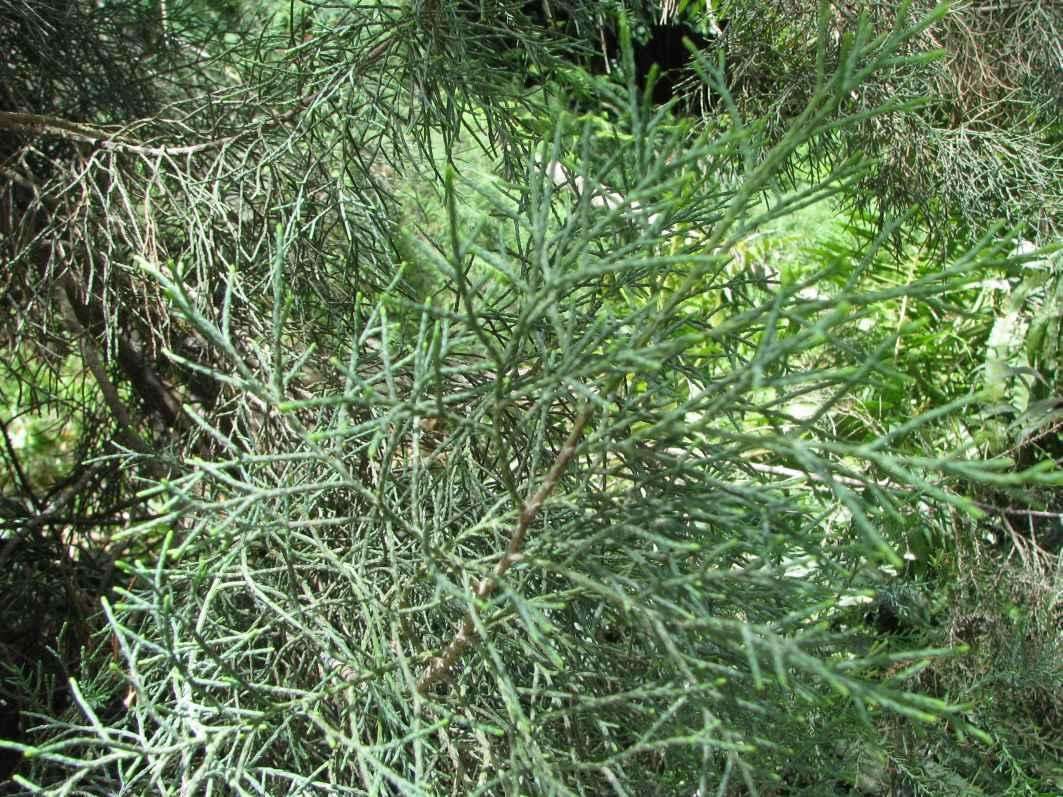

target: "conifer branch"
[417,404,593,694]
[0,111,236,156]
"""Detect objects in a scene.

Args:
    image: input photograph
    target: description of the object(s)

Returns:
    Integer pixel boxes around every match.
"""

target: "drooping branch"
[0,111,232,157]
[0,33,400,160]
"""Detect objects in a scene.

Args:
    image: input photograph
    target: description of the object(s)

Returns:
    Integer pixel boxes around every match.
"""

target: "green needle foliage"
[1,1,1059,795]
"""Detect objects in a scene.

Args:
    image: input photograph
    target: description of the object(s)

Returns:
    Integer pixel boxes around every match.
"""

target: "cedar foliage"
[0,1,1060,794]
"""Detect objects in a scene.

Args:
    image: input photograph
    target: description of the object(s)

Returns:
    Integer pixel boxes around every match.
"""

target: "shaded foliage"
[716,0,1062,244]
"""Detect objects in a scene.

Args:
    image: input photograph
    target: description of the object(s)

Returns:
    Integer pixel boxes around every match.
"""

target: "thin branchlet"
[418,404,592,693]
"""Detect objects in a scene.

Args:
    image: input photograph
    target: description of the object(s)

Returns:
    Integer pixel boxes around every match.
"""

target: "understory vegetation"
[0,0,1059,794]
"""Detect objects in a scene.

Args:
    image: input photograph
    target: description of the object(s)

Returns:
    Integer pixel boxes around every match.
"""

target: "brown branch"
[970,502,1063,520]
[56,278,149,455]
[59,274,183,428]
[417,405,593,694]
[0,111,234,156]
